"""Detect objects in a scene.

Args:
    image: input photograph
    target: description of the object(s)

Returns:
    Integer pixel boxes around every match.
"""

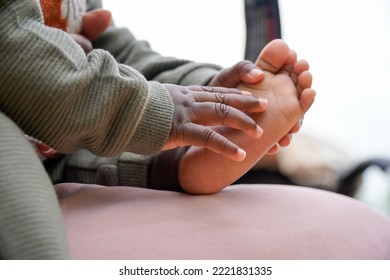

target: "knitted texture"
[0,113,69,259]
[0,0,174,158]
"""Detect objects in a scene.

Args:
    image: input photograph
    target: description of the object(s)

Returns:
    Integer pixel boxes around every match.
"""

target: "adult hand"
[208,60,264,88]
[209,60,297,155]
[163,84,268,161]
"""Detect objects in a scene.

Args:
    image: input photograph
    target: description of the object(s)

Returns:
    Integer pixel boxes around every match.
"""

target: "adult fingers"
[187,85,250,95]
[178,123,247,161]
[192,102,263,139]
[188,86,268,113]
[208,60,264,88]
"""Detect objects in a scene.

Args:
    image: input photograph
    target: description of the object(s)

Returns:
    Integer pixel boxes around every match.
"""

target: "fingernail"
[237,148,246,161]
[257,126,263,137]
[258,98,268,106]
[249,68,263,78]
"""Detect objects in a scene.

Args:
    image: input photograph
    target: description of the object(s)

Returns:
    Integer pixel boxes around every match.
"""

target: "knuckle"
[205,85,231,94]
[181,87,191,95]
[202,128,215,146]
[215,103,230,121]
[179,93,195,108]
[202,129,231,154]
[201,85,214,92]
[215,92,226,104]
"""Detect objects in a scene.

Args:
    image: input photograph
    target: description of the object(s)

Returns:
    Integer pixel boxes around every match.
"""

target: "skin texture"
[81,9,112,40]
[161,84,268,161]
[70,9,112,53]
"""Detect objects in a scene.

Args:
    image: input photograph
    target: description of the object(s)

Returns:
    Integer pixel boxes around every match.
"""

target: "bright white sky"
[104,0,390,161]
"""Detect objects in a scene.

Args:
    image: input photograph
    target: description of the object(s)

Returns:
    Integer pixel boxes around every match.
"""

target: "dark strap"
[244,0,282,62]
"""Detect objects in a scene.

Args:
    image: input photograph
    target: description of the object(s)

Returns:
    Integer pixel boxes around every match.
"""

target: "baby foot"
[238,39,315,145]
[178,40,315,194]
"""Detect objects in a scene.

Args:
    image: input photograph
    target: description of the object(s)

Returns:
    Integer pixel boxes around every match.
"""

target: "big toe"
[255,39,291,73]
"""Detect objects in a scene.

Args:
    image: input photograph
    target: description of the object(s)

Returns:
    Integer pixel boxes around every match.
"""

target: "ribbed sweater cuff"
[128,82,173,155]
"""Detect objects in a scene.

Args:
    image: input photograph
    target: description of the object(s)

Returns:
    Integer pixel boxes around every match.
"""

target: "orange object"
[40,0,86,33]
[40,0,68,31]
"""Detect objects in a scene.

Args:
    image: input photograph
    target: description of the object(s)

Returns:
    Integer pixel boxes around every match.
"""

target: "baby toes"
[297,71,313,96]
[299,88,316,113]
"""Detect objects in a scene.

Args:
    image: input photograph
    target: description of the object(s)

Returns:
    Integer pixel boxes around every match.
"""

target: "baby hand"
[81,9,112,40]
[70,9,112,53]
[162,84,268,161]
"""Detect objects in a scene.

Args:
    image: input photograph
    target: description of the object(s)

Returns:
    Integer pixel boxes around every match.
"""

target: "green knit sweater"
[1,0,174,157]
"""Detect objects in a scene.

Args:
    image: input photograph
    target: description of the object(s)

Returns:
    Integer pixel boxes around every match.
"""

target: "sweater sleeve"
[88,0,222,85]
[0,0,173,157]
[92,27,221,86]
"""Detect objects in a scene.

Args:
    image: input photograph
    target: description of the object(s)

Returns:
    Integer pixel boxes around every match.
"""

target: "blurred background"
[103,0,390,215]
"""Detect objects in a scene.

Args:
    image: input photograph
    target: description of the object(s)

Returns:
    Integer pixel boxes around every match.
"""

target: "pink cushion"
[56,183,390,259]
